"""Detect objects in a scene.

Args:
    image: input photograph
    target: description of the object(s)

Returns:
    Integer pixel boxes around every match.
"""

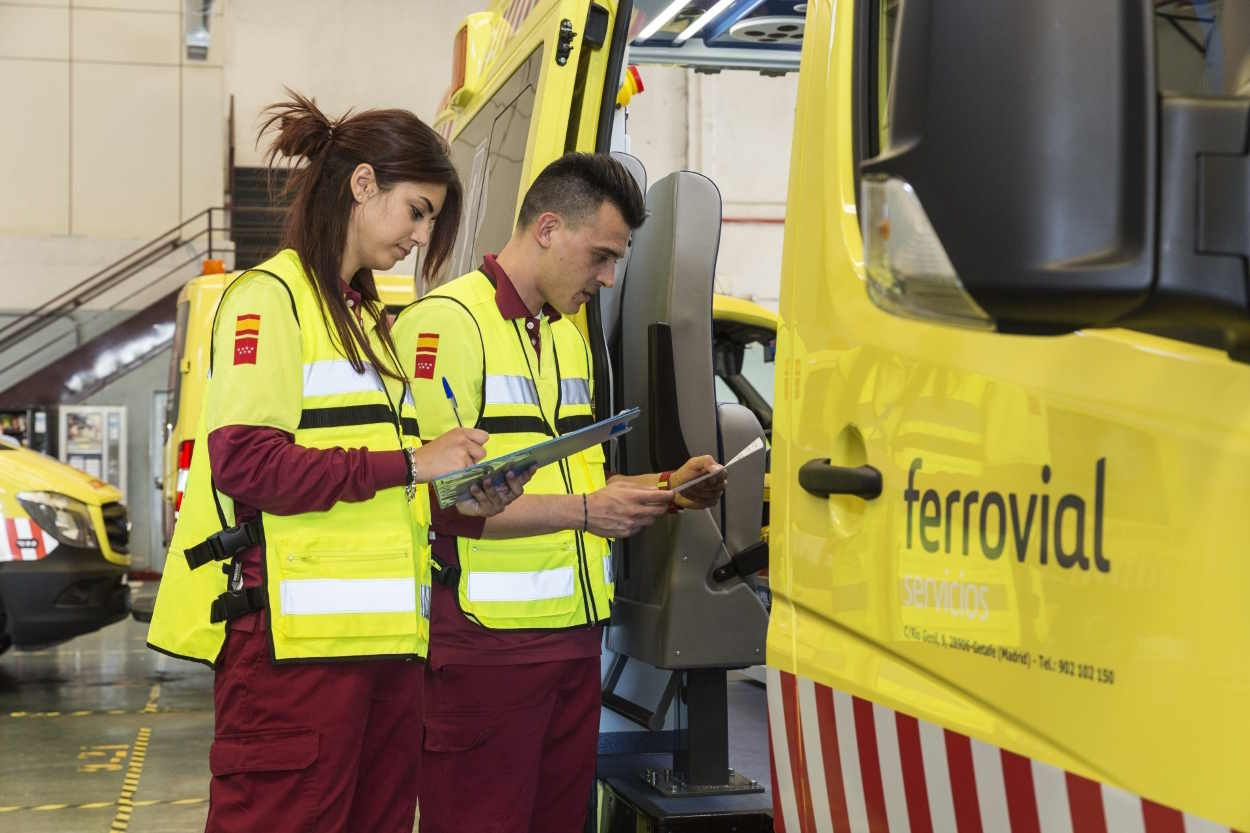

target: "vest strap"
[431,555,461,587]
[556,414,594,435]
[184,519,262,570]
[209,586,267,624]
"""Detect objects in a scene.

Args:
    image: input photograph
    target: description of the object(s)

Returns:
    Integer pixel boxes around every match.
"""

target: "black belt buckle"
[216,522,258,556]
[209,587,266,623]
[432,561,461,587]
[184,521,259,571]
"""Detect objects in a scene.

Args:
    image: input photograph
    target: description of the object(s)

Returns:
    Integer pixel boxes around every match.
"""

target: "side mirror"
[860,0,1250,357]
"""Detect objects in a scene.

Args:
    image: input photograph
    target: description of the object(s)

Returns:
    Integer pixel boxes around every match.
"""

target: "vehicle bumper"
[0,545,130,649]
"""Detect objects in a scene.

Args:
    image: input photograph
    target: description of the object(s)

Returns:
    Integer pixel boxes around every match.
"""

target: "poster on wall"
[58,406,126,494]
[65,411,104,455]
[0,411,27,445]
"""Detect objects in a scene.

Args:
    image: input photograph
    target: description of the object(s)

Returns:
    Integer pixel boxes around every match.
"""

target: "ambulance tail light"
[861,175,993,331]
[174,440,193,514]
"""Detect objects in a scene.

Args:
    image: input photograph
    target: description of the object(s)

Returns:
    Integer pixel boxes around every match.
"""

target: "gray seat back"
[608,171,767,670]
[598,151,647,354]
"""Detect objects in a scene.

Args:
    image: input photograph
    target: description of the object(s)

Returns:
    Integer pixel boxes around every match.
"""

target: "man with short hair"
[393,152,726,833]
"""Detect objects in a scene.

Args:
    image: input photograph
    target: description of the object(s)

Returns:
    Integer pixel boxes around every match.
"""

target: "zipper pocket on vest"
[280,548,408,573]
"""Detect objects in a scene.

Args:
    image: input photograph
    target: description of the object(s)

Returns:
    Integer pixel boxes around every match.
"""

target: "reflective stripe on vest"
[485,374,540,406]
[419,270,612,631]
[303,358,387,397]
[467,567,575,603]
[560,378,591,405]
[280,577,417,615]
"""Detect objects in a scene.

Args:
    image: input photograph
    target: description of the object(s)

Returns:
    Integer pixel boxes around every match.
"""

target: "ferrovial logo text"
[902,458,1110,573]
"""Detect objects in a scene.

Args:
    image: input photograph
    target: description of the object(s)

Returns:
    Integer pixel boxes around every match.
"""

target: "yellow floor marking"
[108,726,151,833]
[142,684,161,714]
[0,796,208,813]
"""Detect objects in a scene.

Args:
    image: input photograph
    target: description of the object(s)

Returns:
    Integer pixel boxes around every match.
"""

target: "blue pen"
[442,377,464,428]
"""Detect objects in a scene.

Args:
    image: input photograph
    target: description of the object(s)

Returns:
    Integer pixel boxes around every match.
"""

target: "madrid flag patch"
[414,333,439,380]
[234,314,260,365]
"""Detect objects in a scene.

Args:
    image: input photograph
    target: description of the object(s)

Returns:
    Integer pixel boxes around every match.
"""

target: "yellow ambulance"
[436,1,1246,830]
[0,434,130,654]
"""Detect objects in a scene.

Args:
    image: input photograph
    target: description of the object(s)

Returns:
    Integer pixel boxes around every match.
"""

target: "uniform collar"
[482,254,561,322]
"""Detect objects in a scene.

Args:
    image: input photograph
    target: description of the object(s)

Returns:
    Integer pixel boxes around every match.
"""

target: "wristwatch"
[403,446,419,502]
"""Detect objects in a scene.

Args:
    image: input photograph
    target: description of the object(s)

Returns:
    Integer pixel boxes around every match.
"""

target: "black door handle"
[799,459,882,499]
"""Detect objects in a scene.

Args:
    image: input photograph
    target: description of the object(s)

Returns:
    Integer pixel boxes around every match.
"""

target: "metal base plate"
[642,767,765,798]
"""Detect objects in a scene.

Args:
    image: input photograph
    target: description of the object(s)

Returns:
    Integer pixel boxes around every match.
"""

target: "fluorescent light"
[636,0,691,42]
[675,0,735,43]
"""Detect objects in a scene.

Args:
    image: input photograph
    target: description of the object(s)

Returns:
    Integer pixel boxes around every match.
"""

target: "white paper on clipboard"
[669,437,765,494]
[432,408,640,509]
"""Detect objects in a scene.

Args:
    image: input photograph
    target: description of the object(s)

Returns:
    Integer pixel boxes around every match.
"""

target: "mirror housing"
[861,0,1156,334]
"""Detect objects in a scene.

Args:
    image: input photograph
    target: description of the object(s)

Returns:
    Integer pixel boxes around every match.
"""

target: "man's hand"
[585,479,676,538]
[457,466,536,518]
[413,427,489,481]
[668,455,726,510]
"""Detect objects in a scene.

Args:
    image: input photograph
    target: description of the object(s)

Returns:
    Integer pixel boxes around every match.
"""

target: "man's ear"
[531,211,562,249]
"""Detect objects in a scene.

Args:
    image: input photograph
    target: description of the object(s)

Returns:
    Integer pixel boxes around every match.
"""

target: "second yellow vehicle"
[0,434,130,653]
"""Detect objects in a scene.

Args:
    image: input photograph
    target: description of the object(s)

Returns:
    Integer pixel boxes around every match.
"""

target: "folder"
[431,407,640,509]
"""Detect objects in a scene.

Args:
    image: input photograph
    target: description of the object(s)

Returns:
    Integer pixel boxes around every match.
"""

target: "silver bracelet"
[403,446,418,502]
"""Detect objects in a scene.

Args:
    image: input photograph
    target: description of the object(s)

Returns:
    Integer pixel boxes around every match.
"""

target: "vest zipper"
[513,321,595,626]
[551,337,599,625]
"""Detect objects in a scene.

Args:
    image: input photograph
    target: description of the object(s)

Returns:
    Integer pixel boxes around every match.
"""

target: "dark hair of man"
[516,152,646,232]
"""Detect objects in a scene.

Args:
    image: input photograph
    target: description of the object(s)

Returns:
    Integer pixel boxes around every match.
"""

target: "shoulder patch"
[234,313,260,365]
[414,332,439,379]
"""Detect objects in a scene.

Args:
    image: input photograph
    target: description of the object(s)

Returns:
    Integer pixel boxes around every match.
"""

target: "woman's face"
[353,179,448,272]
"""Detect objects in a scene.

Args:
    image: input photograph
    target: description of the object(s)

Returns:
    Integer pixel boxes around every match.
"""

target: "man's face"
[538,201,631,315]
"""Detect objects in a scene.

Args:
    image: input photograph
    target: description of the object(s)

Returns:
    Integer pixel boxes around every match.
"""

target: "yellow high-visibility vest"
[148,250,431,664]
[413,270,612,630]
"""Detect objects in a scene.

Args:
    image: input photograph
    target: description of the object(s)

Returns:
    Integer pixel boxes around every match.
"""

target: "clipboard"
[431,407,640,509]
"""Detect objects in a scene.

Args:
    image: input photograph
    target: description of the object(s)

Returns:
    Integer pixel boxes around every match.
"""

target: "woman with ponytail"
[147,91,530,833]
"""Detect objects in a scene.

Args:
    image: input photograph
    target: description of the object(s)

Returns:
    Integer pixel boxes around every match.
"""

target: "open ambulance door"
[432,0,628,417]
[432,1,623,275]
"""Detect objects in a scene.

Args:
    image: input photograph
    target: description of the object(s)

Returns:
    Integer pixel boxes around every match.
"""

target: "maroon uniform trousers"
[207,617,424,833]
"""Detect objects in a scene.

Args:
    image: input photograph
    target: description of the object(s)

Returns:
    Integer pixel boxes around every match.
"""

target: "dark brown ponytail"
[257,89,463,380]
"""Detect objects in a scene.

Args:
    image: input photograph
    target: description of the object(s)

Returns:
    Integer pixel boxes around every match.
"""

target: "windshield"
[715,340,775,432]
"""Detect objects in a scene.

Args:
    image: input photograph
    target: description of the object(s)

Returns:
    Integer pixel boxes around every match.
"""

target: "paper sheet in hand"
[670,436,765,495]
[432,407,640,509]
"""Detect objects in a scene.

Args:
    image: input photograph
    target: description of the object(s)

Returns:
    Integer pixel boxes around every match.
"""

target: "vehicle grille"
[101,502,129,554]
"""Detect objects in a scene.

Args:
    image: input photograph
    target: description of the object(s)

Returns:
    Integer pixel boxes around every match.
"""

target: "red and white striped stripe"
[767,669,1242,833]
[0,515,56,562]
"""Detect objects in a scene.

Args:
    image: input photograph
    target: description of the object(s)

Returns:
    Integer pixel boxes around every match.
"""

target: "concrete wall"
[0,0,478,305]
[225,0,470,167]
[623,66,799,311]
[0,0,227,305]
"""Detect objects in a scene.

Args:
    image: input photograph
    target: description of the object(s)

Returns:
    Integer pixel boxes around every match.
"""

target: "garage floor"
[0,611,771,833]
[0,615,213,832]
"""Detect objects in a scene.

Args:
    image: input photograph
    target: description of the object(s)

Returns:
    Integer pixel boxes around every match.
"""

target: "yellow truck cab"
[0,434,130,654]
[160,269,421,549]
[437,1,1246,831]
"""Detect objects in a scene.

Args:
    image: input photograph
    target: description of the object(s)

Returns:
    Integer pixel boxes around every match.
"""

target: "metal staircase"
[0,208,233,407]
